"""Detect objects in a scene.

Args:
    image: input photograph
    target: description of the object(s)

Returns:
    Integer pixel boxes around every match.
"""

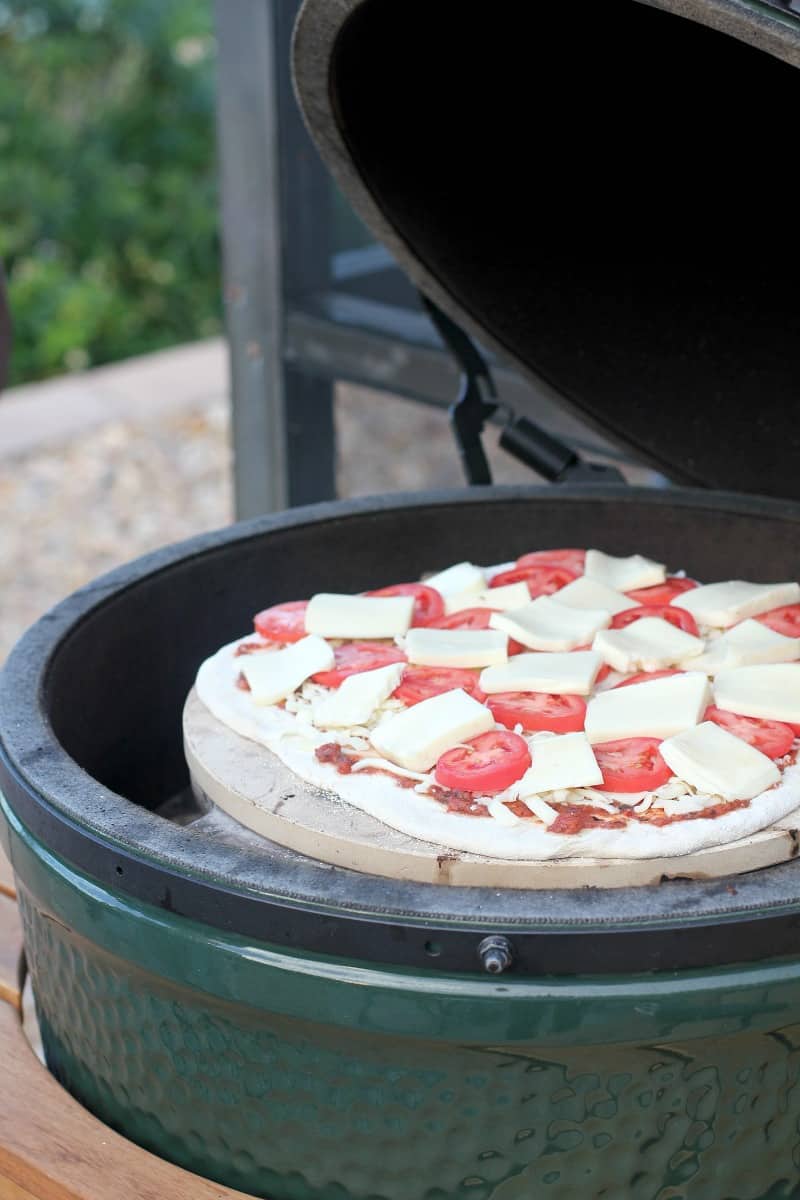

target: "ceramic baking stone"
[183,689,800,889]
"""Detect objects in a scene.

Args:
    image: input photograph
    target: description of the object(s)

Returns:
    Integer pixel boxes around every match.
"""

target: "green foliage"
[0,0,220,384]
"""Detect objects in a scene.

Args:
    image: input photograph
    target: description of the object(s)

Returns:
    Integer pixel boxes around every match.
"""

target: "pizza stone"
[185,638,800,888]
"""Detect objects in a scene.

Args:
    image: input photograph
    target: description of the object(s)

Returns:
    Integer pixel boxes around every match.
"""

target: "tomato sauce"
[636,798,749,826]
[550,805,626,834]
[236,672,250,691]
[235,640,269,657]
[315,742,358,775]
[357,767,418,789]
[428,786,492,817]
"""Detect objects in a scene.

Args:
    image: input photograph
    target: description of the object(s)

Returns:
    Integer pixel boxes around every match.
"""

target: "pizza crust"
[184,688,800,888]
[193,639,800,863]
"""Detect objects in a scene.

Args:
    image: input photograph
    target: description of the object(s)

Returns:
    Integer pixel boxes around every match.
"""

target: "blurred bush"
[0,0,220,385]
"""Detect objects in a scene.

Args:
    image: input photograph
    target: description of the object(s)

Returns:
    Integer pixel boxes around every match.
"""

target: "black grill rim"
[4,484,800,977]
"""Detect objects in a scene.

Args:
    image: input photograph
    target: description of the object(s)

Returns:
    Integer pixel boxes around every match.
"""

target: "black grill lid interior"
[293,0,800,498]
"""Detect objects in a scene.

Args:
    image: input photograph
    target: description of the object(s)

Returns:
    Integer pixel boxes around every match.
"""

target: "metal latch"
[421,295,625,487]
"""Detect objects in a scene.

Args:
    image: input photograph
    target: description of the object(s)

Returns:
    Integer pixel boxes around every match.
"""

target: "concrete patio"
[1,338,552,662]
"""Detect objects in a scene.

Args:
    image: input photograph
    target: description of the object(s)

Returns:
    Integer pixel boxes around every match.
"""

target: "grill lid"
[293,0,800,497]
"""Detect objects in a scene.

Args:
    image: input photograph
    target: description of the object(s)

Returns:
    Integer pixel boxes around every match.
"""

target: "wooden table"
[0,847,251,1200]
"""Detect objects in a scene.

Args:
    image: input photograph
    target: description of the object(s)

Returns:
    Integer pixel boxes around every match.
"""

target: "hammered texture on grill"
[19,890,800,1200]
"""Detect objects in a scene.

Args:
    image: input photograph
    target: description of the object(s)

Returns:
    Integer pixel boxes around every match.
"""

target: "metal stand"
[214,0,642,517]
[215,0,334,516]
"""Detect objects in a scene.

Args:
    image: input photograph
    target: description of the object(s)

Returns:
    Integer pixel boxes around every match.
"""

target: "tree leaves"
[0,0,221,383]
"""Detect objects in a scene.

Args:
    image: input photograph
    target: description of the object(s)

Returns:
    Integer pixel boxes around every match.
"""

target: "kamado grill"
[2,2,800,1198]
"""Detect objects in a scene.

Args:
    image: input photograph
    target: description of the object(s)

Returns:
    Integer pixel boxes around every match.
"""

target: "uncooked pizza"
[191,548,800,860]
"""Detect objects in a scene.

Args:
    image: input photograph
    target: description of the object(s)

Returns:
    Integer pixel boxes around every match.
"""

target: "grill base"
[0,850,246,1200]
[10,806,800,1200]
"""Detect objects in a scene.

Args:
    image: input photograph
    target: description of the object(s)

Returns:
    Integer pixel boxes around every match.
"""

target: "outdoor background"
[0,0,537,662]
[1,0,219,384]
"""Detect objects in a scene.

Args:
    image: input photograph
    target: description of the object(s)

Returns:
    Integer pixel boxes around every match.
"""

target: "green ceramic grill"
[2,3,800,1199]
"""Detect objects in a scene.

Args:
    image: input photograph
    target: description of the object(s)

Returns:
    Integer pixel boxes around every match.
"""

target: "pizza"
[191,548,800,861]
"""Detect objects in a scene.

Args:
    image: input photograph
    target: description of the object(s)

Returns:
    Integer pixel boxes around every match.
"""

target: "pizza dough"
[192,636,800,862]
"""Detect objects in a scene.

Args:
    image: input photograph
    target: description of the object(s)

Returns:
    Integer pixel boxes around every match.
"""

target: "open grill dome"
[293,0,800,497]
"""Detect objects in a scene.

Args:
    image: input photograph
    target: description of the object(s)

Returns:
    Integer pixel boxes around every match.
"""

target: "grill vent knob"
[478,935,514,975]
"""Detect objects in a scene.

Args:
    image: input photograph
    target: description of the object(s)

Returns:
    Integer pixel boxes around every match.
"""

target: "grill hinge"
[421,294,625,487]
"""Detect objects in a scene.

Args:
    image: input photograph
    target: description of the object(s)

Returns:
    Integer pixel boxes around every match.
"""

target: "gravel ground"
[0,400,232,663]
[0,382,539,663]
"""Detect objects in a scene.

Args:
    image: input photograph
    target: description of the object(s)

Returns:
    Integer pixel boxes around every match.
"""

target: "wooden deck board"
[0,849,15,900]
[0,878,251,1199]
[0,895,22,1012]
[0,1000,253,1200]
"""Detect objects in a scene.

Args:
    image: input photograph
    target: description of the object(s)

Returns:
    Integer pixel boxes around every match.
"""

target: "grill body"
[3,489,800,1198]
[8,799,800,1200]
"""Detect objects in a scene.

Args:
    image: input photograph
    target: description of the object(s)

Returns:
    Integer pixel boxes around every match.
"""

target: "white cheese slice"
[660,721,780,801]
[240,635,334,706]
[370,687,494,771]
[404,628,508,668]
[713,663,800,725]
[584,549,666,592]
[584,672,711,744]
[688,619,800,675]
[423,561,486,598]
[554,576,638,616]
[446,581,530,614]
[489,596,611,651]
[480,651,602,696]
[592,617,705,673]
[671,580,800,628]
[312,662,405,730]
[305,593,414,639]
[517,732,603,796]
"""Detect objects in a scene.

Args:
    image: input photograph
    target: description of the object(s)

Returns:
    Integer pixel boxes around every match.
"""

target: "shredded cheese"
[521,795,559,825]
[350,758,430,782]
[487,799,520,826]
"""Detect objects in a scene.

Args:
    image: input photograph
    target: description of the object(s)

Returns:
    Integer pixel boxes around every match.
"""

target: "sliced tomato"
[427,607,495,631]
[593,737,672,792]
[489,563,577,599]
[254,600,308,643]
[611,604,700,636]
[435,730,531,793]
[755,604,800,638]
[704,705,795,760]
[312,641,406,688]
[515,548,586,575]
[613,669,683,689]
[366,582,444,627]
[624,577,698,606]
[487,691,587,734]
[393,666,485,706]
